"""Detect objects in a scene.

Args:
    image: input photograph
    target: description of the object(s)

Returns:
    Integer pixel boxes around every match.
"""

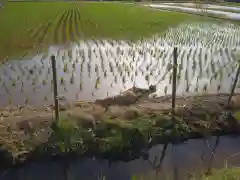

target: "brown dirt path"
[0,94,239,128]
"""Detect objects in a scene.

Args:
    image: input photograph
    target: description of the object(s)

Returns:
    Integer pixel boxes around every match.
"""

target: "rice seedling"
[20,81,24,92]
[135,70,138,76]
[169,75,172,85]
[75,93,79,99]
[114,75,118,84]
[68,50,72,60]
[50,79,54,90]
[25,95,29,104]
[80,62,84,72]
[64,86,68,92]
[145,74,149,82]
[7,95,12,106]
[42,79,46,86]
[60,77,65,85]
[122,76,126,84]
[32,78,36,86]
[63,63,69,73]
[203,84,208,92]
[70,73,74,84]
[48,67,51,74]
[11,79,16,87]
[103,70,107,78]
[95,77,100,89]
[79,82,82,91]
[214,72,218,80]
[164,86,168,95]
[87,62,91,73]
[131,75,134,82]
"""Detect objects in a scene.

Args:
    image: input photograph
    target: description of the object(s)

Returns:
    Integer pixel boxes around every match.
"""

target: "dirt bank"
[0,94,240,168]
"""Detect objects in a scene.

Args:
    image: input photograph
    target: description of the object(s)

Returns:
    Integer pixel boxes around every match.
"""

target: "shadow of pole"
[62,158,71,180]
[172,145,179,180]
[148,143,168,178]
[200,139,207,163]
[205,136,220,175]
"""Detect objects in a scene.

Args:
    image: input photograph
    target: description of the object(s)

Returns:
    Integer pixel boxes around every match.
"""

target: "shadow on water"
[0,135,240,180]
[205,136,220,175]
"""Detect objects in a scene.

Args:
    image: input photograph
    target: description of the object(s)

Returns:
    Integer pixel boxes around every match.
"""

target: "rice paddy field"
[1,2,240,179]
[0,2,202,60]
[0,2,240,106]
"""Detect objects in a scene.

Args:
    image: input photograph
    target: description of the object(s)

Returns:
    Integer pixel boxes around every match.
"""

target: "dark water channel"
[1,135,240,180]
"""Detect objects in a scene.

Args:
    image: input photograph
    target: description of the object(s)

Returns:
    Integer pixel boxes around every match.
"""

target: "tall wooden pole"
[51,55,59,122]
[172,47,178,114]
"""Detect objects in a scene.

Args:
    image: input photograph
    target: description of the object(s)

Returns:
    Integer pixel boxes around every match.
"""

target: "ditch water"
[148,4,240,20]
[1,135,240,180]
[0,22,240,107]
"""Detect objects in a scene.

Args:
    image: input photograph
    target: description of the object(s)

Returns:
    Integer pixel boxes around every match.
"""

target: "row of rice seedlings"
[54,7,70,44]
[1,22,239,105]
[73,4,82,38]
[159,23,240,48]
[69,4,83,42]
[61,5,72,44]
[37,11,63,51]
[0,52,232,98]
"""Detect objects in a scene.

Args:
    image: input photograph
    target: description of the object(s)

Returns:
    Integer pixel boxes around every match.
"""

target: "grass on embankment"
[193,168,240,180]
[128,167,240,180]
[0,2,219,60]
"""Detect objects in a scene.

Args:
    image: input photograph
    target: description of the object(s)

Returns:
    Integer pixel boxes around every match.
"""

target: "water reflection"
[1,135,240,180]
[0,23,240,107]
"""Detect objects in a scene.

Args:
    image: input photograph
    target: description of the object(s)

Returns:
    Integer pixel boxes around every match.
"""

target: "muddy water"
[1,135,240,180]
[0,23,240,107]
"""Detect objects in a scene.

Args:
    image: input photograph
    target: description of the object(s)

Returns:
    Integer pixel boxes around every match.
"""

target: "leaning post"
[51,55,59,123]
[227,50,240,106]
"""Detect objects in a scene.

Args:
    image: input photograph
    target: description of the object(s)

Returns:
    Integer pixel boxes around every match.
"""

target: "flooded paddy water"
[0,21,240,180]
[0,22,240,107]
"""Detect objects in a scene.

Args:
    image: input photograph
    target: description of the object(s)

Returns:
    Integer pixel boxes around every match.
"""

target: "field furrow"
[37,12,62,48]
[61,6,71,44]
[54,8,68,45]
[16,11,62,58]
[68,5,75,42]
[74,4,81,39]
[29,23,45,40]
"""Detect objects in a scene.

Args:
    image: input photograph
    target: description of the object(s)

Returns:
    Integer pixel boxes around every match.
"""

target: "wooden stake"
[51,55,59,122]
[172,47,178,114]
